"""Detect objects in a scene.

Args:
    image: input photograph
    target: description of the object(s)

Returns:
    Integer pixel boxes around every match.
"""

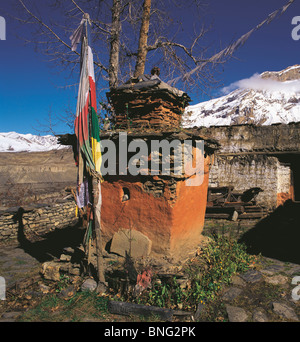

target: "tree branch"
[18,0,108,73]
[169,0,296,86]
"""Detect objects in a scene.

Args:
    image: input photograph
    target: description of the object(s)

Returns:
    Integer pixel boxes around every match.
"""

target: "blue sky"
[0,0,300,134]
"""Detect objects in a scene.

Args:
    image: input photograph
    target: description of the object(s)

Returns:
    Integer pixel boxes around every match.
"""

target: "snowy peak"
[183,65,300,128]
[261,65,300,82]
[0,132,67,153]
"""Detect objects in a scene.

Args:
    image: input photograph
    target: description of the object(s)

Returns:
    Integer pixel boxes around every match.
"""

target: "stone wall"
[209,155,279,208]
[0,200,78,243]
[197,123,300,210]
[197,122,300,154]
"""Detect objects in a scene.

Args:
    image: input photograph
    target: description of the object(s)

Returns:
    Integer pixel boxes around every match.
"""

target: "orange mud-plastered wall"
[100,153,211,257]
[171,157,211,255]
[101,176,173,255]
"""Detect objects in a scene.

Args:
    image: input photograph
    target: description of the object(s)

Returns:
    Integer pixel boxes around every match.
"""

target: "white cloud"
[222,73,300,96]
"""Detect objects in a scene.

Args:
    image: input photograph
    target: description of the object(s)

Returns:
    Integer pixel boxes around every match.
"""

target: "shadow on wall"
[16,208,85,263]
[239,200,300,264]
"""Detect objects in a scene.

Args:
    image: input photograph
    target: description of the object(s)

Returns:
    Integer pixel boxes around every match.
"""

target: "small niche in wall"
[122,187,130,202]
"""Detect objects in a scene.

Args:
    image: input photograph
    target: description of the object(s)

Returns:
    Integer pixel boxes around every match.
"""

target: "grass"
[19,291,110,322]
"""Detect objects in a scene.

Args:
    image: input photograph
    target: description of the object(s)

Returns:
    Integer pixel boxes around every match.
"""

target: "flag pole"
[92,175,106,290]
[84,15,106,291]
[72,13,106,291]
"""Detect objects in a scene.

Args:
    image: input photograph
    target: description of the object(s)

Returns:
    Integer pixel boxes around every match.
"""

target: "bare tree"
[133,0,151,77]
[108,0,122,88]
[12,0,221,93]
[12,0,296,99]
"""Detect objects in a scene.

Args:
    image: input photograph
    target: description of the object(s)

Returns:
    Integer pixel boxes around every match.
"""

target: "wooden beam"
[107,301,192,321]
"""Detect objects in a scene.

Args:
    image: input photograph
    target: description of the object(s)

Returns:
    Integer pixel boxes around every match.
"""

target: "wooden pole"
[92,175,106,289]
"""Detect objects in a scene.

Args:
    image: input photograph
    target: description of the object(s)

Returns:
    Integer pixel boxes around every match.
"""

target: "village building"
[100,72,219,259]
[196,123,300,212]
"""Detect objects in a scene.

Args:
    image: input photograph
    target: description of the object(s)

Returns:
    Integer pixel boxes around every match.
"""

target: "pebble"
[58,285,76,299]
[81,278,97,292]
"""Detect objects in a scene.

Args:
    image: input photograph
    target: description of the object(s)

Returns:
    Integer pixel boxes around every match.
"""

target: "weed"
[136,235,257,311]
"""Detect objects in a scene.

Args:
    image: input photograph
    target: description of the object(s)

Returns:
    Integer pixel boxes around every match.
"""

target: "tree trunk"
[134,0,152,78]
[109,0,122,89]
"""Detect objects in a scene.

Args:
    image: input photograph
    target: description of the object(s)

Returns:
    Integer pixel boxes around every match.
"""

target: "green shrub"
[138,235,257,310]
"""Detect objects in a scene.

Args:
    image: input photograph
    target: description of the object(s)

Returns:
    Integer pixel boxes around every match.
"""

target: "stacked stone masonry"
[197,123,300,210]
[0,201,78,242]
[209,155,279,209]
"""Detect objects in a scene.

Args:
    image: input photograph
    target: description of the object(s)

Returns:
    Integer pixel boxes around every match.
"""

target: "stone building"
[100,74,219,259]
[196,123,300,210]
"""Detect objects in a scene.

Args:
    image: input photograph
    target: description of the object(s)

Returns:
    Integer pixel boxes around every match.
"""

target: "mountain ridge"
[183,65,300,128]
[0,132,67,153]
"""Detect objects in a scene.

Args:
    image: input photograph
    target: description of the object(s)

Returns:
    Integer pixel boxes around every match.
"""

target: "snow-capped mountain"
[0,132,67,152]
[183,65,300,128]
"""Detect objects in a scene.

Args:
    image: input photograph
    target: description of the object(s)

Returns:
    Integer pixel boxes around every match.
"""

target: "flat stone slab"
[225,305,249,322]
[222,287,243,301]
[264,274,289,285]
[272,302,299,321]
[285,265,300,276]
[230,275,247,287]
[110,229,152,258]
[252,308,269,322]
[260,264,286,275]
[240,270,263,283]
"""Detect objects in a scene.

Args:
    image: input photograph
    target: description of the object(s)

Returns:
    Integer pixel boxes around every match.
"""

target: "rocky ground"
[217,258,300,322]
[0,240,299,323]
